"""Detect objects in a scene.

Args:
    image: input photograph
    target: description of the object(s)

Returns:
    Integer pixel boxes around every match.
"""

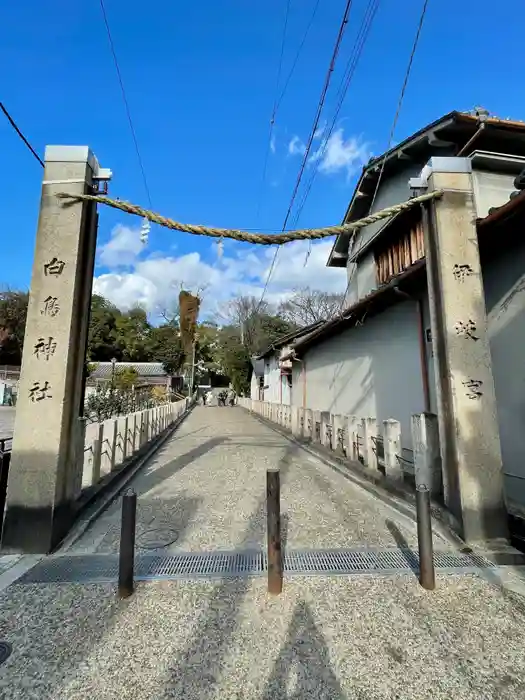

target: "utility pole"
[189,339,196,395]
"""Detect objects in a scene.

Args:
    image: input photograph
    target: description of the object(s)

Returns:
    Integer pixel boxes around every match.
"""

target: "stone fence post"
[383,419,402,481]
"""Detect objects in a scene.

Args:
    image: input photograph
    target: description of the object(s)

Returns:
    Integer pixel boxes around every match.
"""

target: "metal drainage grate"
[16,547,496,585]
[0,642,12,665]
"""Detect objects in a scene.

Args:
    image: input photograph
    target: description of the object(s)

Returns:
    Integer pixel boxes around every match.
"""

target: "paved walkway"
[68,406,443,555]
[1,407,525,699]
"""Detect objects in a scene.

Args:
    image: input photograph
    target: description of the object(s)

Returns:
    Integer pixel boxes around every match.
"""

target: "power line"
[369,0,430,212]
[274,0,321,117]
[0,101,44,167]
[99,0,153,208]
[296,0,381,265]
[254,0,291,224]
[339,0,430,311]
[255,1,321,225]
[256,0,355,311]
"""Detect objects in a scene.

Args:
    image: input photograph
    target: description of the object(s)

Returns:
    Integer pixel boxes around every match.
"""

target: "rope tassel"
[55,190,443,246]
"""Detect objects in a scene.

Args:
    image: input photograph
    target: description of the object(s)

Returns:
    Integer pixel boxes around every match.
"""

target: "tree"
[278,287,344,326]
[220,295,297,356]
[148,323,185,376]
[113,307,151,361]
[0,289,29,365]
[215,328,251,394]
[114,366,139,391]
[87,295,121,361]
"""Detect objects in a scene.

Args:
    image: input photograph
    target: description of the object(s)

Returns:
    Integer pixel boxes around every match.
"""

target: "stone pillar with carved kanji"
[1,146,101,554]
[422,157,507,543]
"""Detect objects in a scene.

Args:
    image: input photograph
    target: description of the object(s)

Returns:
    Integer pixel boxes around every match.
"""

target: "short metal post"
[118,489,137,598]
[416,484,435,590]
[266,469,283,595]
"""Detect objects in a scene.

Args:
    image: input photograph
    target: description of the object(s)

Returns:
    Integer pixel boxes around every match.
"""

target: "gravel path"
[1,574,525,699]
[69,406,451,555]
[2,407,525,698]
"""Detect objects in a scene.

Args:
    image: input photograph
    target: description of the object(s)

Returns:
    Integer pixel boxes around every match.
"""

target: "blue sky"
[2,0,524,320]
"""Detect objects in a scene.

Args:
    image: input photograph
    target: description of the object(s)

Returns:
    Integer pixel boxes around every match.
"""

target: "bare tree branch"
[277,287,344,326]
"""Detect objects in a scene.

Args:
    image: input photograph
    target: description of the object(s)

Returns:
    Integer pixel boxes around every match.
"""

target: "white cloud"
[288,125,370,178]
[270,134,276,153]
[313,122,326,141]
[311,128,370,176]
[288,135,306,156]
[93,230,346,321]
[98,224,145,267]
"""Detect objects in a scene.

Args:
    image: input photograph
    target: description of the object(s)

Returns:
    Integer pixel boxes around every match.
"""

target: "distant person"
[227,388,236,407]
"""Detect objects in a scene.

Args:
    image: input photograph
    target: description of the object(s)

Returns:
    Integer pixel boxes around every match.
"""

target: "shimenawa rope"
[55,189,442,246]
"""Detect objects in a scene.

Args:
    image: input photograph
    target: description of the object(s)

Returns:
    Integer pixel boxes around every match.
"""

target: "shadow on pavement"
[157,444,340,699]
[135,437,227,495]
[95,492,203,554]
[260,600,347,700]
[385,519,419,576]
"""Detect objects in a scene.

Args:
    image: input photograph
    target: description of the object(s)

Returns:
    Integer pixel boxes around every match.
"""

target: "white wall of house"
[292,300,426,448]
[250,373,259,401]
[419,293,438,414]
[261,353,293,405]
[483,236,525,508]
[263,355,281,403]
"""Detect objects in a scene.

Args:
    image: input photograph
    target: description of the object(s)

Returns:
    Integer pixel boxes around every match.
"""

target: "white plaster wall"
[291,364,303,407]
[472,169,519,219]
[483,239,525,508]
[344,253,378,307]
[298,301,426,448]
[419,292,438,414]
[250,373,258,400]
[263,355,281,403]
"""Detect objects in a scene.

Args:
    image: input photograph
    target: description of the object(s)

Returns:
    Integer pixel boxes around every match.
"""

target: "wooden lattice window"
[375,221,425,286]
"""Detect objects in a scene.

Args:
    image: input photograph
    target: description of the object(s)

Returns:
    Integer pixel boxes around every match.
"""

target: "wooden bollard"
[118,490,137,598]
[266,469,283,595]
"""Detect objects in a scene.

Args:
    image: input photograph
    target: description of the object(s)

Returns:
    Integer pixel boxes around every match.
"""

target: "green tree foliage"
[148,323,185,376]
[87,295,121,361]
[0,289,304,393]
[113,307,152,361]
[113,367,139,391]
[215,328,252,395]
[0,289,29,365]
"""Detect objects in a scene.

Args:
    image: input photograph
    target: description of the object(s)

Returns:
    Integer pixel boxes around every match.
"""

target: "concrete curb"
[58,402,196,553]
[243,407,466,549]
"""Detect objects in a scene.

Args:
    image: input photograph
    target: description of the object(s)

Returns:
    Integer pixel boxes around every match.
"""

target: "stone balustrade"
[80,398,191,490]
[237,398,442,495]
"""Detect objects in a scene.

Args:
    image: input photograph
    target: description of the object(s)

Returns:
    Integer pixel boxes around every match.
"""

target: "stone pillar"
[320,411,331,449]
[72,416,87,497]
[423,158,508,541]
[332,414,344,454]
[383,419,402,481]
[110,419,118,471]
[132,414,138,453]
[362,418,377,469]
[123,416,129,460]
[91,423,104,485]
[2,146,102,553]
[303,408,313,440]
[412,413,442,496]
[313,410,321,443]
[344,415,358,461]
[291,407,300,437]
